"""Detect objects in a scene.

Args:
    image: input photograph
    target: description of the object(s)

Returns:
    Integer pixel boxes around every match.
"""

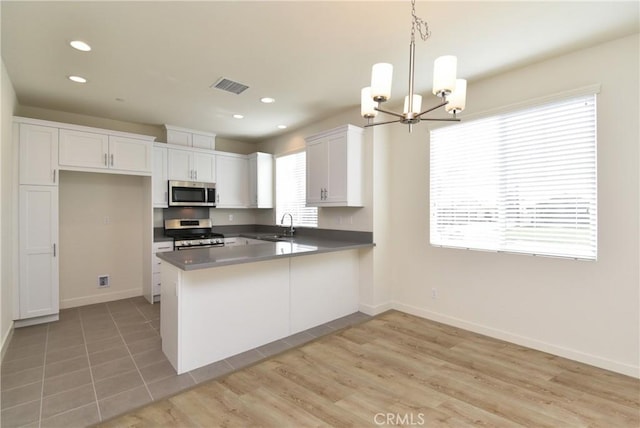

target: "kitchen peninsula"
[157,234,373,374]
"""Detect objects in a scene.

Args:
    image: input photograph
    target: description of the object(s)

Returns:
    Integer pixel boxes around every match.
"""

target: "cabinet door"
[216,155,248,208]
[305,140,328,205]
[19,186,59,319]
[167,148,193,181]
[193,152,216,183]
[109,136,152,174]
[166,129,192,147]
[153,146,168,207]
[59,129,109,169]
[248,153,273,208]
[325,135,348,203]
[192,134,214,150]
[19,124,59,186]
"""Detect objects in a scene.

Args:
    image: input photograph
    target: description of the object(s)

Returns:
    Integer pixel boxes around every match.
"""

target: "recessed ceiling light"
[70,40,91,52]
[260,97,275,104]
[68,75,87,83]
[233,114,244,119]
[277,125,287,129]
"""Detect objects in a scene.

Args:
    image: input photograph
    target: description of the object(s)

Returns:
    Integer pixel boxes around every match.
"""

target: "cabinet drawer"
[152,257,162,274]
[153,242,174,253]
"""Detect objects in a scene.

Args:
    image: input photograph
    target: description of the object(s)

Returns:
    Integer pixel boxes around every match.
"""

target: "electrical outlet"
[431,287,438,299]
[228,214,234,222]
[103,216,110,225]
[98,275,110,288]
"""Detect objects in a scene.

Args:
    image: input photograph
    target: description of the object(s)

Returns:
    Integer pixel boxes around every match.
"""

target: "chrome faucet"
[280,213,295,237]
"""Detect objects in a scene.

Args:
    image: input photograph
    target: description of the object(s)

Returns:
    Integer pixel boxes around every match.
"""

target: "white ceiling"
[2,1,638,142]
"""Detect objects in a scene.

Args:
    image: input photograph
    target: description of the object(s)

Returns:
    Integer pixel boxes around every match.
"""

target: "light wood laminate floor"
[99,310,639,427]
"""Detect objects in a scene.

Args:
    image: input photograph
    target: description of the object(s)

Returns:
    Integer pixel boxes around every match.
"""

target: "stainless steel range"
[164,219,224,250]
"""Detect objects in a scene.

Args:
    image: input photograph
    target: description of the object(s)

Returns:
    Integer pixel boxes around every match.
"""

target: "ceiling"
[2,1,638,143]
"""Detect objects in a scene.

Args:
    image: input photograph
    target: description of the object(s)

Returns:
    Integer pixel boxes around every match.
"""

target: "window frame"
[429,86,599,260]
[274,148,318,228]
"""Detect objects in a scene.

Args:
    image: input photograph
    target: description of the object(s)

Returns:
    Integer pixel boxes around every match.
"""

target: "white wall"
[1,59,18,356]
[389,34,639,377]
[59,171,146,308]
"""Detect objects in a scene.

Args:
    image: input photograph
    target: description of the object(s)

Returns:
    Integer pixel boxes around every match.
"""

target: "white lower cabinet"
[161,249,360,374]
[151,242,174,302]
[18,186,59,322]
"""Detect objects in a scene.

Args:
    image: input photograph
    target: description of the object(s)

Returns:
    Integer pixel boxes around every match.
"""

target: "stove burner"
[164,218,225,250]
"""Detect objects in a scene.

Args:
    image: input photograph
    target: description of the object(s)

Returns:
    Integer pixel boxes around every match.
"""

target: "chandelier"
[361,0,467,132]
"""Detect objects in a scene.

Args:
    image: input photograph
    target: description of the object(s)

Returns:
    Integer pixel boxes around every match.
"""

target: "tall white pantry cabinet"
[17,123,60,324]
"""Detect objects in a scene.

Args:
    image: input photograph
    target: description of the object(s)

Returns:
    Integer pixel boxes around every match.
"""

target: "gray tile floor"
[1,296,371,427]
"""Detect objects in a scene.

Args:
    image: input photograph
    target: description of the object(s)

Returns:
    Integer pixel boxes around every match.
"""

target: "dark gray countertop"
[156,235,374,271]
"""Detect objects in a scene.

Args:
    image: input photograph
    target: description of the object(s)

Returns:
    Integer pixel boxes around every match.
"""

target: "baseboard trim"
[1,321,15,362]
[392,301,640,379]
[60,288,142,309]
[15,314,59,328]
[359,301,393,316]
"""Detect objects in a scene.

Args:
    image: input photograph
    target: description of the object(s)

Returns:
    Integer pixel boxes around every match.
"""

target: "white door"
[19,124,59,186]
[153,146,168,207]
[19,186,59,319]
[216,155,248,207]
[193,152,216,183]
[326,135,348,204]
[305,139,328,205]
[59,129,109,169]
[109,136,152,173]
[167,148,193,181]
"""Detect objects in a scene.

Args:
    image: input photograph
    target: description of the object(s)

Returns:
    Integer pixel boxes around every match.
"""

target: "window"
[430,93,597,260]
[276,150,317,227]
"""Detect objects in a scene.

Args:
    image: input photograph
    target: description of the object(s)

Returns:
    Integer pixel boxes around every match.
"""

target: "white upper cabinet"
[59,129,109,169]
[167,147,216,183]
[58,129,152,175]
[19,123,59,186]
[108,136,152,173]
[193,152,216,183]
[248,152,273,208]
[153,144,168,207]
[305,124,363,207]
[165,125,216,150]
[216,154,248,208]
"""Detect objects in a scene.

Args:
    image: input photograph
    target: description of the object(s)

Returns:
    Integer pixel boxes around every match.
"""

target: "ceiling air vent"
[211,77,249,95]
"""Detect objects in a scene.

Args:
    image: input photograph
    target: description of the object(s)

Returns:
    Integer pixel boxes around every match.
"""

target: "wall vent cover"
[211,78,249,95]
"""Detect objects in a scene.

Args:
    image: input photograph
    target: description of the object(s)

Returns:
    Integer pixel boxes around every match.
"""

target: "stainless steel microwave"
[168,180,216,207]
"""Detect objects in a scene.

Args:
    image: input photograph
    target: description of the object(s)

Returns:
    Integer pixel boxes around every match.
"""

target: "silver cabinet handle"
[216,194,220,203]
[194,170,197,180]
[53,169,56,184]
[53,243,56,257]
[104,153,108,166]
[110,154,114,166]
[164,191,168,203]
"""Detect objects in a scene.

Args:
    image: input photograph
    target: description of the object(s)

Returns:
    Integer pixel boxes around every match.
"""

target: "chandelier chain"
[410,0,431,43]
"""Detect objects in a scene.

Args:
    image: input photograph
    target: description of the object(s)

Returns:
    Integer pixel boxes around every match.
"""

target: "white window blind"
[276,151,318,228]
[430,94,597,260]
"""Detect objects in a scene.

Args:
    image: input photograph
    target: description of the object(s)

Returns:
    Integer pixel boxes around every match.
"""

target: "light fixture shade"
[403,94,422,114]
[432,55,457,96]
[445,79,467,113]
[361,87,378,118]
[371,63,393,102]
